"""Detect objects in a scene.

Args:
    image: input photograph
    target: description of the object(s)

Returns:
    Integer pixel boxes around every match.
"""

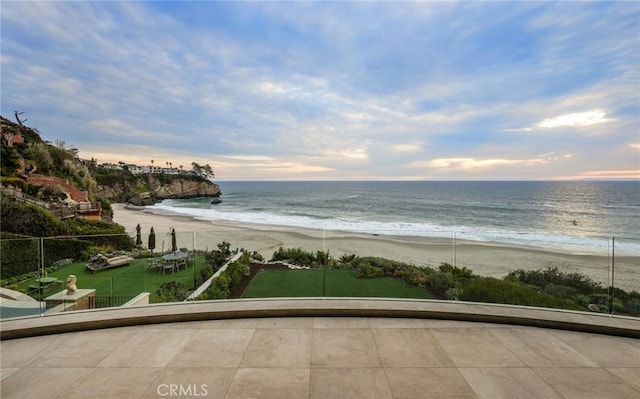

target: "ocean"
[149,181,640,256]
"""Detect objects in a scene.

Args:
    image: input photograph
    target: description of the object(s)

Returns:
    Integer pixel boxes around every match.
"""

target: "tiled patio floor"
[2,316,639,399]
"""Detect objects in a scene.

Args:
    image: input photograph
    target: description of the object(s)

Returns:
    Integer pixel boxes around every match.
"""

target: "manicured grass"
[242,269,433,299]
[16,254,209,303]
[242,269,325,297]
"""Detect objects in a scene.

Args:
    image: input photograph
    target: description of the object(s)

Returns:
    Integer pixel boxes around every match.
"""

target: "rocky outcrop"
[154,178,220,199]
[95,176,220,206]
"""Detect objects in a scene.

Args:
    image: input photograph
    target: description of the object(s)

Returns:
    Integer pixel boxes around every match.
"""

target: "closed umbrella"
[148,227,156,254]
[171,228,177,252]
[136,224,143,246]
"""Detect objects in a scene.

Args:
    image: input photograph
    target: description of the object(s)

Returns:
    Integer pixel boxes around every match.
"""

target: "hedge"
[0,237,93,279]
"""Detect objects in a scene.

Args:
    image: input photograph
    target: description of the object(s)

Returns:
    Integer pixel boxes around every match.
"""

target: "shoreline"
[111,203,639,291]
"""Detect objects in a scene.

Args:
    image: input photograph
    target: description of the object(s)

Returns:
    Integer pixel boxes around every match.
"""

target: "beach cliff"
[94,175,220,205]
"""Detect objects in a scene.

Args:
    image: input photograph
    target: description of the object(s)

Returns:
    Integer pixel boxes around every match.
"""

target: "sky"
[1,1,639,181]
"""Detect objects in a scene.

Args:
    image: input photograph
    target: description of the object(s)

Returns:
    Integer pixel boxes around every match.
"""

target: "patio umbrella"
[171,228,177,252]
[148,227,156,254]
[135,224,143,246]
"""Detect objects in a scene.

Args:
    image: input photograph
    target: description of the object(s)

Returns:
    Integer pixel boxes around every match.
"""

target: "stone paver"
[430,328,524,368]
[226,368,309,399]
[385,368,477,399]
[241,328,312,368]
[372,328,454,367]
[311,328,381,368]
[310,368,392,399]
[459,367,564,399]
[1,316,638,399]
[168,328,254,368]
[534,367,640,399]
[489,327,599,367]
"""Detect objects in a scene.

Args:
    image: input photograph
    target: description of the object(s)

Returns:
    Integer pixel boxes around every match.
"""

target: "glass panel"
[39,233,138,311]
[453,231,613,314]
[610,237,640,317]
[0,237,46,318]
[2,228,634,319]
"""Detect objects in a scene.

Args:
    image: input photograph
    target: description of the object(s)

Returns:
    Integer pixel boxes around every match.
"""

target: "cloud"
[537,110,613,128]
[390,143,424,154]
[630,143,640,150]
[87,119,173,140]
[410,153,572,171]
[506,109,615,133]
[554,170,640,180]
[1,1,638,180]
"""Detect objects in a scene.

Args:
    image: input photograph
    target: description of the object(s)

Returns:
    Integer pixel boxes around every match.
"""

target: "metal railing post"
[452,231,456,267]
[610,237,615,316]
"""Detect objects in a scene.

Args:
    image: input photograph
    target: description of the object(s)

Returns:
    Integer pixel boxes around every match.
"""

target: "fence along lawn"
[16,255,208,303]
[241,269,433,299]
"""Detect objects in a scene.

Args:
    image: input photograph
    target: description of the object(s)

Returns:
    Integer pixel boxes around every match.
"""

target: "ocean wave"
[148,202,640,256]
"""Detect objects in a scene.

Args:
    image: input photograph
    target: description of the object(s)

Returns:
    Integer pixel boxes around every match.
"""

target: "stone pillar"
[45,289,96,311]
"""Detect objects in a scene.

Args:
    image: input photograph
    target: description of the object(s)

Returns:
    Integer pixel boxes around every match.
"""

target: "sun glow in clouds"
[537,110,612,128]
[411,153,572,172]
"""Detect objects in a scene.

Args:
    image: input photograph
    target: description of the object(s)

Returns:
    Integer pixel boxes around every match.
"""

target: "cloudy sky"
[2,1,639,180]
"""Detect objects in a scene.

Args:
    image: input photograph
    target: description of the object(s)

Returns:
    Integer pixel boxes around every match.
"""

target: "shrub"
[200,264,214,282]
[0,238,40,278]
[0,176,27,192]
[508,267,602,295]
[26,142,53,173]
[271,247,315,265]
[439,263,473,280]
[339,254,358,265]
[542,284,579,299]
[425,272,456,298]
[0,197,63,237]
[205,242,232,269]
[96,197,113,215]
[226,254,250,284]
[199,251,251,300]
[460,277,583,310]
[62,218,135,250]
[156,281,189,302]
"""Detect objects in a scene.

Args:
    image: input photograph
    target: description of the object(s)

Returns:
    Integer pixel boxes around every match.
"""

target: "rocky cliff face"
[154,178,220,199]
[95,175,220,205]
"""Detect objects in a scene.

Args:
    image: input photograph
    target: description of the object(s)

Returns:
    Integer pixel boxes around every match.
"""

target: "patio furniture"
[28,277,62,295]
[160,251,192,275]
[85,254,134,273]
[175,259,188,271]
[162,263,176,275]
[146,260,162,271]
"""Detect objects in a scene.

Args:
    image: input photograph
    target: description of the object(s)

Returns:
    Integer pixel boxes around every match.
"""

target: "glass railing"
[1,229,638,319]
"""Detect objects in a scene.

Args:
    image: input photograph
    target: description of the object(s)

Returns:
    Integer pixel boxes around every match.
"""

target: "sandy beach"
[112,203,639,291]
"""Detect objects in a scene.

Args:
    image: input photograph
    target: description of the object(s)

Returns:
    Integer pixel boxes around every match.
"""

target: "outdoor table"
[161,252,191,274]
[162,252,190,262]
[30,277,61,295]
[36,277,60,287]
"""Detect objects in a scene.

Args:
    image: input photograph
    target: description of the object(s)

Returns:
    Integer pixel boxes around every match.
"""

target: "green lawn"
[16,254,209,303]
[242,269,433,299]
